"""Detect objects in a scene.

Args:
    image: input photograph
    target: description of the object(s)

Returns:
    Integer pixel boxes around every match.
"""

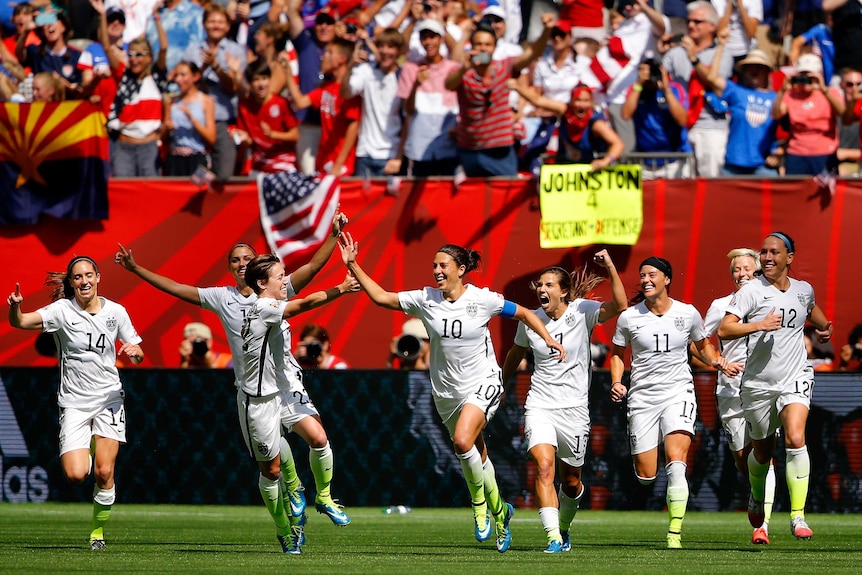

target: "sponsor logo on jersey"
[466,303,478,318]
[0,377,49,502]
[674,317,685,332]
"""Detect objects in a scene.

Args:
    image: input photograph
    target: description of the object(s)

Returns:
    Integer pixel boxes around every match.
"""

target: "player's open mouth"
[538,294,550,305]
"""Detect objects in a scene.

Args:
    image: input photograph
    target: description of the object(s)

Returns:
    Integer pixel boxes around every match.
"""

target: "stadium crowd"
[2,0,860,180]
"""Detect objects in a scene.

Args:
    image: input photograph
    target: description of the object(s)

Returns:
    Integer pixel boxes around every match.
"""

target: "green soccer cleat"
[667,532,682,549]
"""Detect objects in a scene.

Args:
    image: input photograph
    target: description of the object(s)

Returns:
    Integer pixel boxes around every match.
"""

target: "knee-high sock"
[785,446,810,519]
[748,450,769,504]
[279,436,302,493]
[91,485,115,541]
[539,507,561,542]
[258,474,289,534]
[764,463,776,526]
[309,442,334,501]
[666,461,689,534]
[457,446,485,507]
[483,456,504,519]
[558,484,583,532]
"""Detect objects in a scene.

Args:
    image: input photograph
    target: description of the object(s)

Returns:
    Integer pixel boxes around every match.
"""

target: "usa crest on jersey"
[674,316,686,332]
[466,302,478,318]
[106,317,117,330]
[797,293,807,306]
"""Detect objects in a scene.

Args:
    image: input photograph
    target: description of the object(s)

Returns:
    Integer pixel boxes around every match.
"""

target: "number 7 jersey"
[725,275,814,391]
[398,284,505,400]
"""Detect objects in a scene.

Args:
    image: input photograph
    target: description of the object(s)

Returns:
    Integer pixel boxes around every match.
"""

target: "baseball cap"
[481,5,506,20]
[315,6,336,24]
[416,18,445,37]
[796,53,823,75]
[553,21,572,35]
[401,318,429,340]
[106,6,126,25]
[184,322,212,340]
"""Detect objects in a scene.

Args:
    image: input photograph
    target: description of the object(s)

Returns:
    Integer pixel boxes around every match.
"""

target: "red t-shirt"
[559,0,604,29]
[308,79,361,174]
[455,57,516,150]
[237,94,299,173]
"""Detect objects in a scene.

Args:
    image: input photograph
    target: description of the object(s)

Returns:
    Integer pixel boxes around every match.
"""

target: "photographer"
[772,53,844,176]
[839,324,862,372]
[387,318,430,369]
[295,323,349,369]
[621,52,692,179]
[179,322,232,368]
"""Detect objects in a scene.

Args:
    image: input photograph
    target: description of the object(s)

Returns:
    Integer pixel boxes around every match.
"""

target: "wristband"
[632,84,643,92]
[690,57,700,66]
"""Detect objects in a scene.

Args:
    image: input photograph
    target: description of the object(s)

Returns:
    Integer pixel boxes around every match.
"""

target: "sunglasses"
[844,81,862,87]
[129,51,151,58]
[687,18,707,25]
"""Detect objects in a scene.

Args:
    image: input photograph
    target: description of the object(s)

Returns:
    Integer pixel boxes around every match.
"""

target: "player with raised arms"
[719,232,833,541]
[115,209,351,553]
[8,256,144,551]
[239,253,358,553]
[338,232,566,553]
[501,250,627,553]
[610,256,730,549]
[703,248,776,544]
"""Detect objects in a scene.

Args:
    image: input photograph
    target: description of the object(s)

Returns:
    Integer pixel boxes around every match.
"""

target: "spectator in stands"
[184,4,246,181]
[804,326,835,371]
[838,324,862,371]
[837,67,862,176]
[162,61,216,176]
[247,21,289,98]
[342,28,404,178]
[702,45,779,176]
[105,12,167,177]
[404,1,464,64]
[285,37,361,175]
[282,0,335,174]
[510,82,624,172]
[146,0,205,76]
[481,3,523,61]
[789,13,834,86]
[295,323,349,369]
[235,61,299,174]
[665,2,734,177]
[772,53,844,176]
[31,70,64,100]
[591,0,669,154]
[714,0,762,62]
[179,321,232,368]
[4,3,38,62]
[106,0,159,45]
[397,18,460,177]
[621,54,692,179]
[387,317,430,369]
[826,0,862,85]
[17,11,84,98]
[226,0,272,50]
[446,14,554,177]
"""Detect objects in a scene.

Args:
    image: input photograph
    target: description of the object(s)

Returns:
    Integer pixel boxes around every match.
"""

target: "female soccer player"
[240,253,358,553]
[8,257,144,551]
[115,209,351,553]
[610,256,728,549]
[501,250,627,553]
[339,233,566,553]
[703,248,776,544]
[719,232,833,540]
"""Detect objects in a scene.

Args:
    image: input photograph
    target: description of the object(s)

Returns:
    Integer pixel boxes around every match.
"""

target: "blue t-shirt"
[722,81,777,169]
[801,24,834,83]
[25,44,83,85]
[559,110,609,163]
[292,28,325,125]
[632,82,691,161]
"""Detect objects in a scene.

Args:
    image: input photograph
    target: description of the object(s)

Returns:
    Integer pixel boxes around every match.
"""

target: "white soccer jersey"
[240,297,293,398]
[612,299,706,408]
[199,278,297,386]
[705,293,747,398]
[515,299,602,409]
[725,276,814,392]
[38,297,142,409]
[399,284,505,400]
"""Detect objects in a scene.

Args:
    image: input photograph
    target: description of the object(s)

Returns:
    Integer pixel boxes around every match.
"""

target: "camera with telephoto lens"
[791,75,813,86]
[345,22,358,35]
[396,334,423,362]
[299,341,323,366]
[853,345,862,361]
[643,58,663,84]
[192,338,209,357]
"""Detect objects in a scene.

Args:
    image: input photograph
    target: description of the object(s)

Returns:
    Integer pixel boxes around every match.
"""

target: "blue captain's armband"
[500,300,517,319]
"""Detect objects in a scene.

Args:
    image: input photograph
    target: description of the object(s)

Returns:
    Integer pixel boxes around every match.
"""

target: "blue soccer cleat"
[473,502,492,542]
[495,503,514,553]
[560,530,571,552]
[287,487,306,518]
[315,497,351,526]
[544,539,564,553]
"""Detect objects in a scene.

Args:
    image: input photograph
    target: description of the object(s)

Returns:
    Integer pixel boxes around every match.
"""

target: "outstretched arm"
[282,273,360,319]
[512,305,567,361]
[595,250,628,323]
[115,243,202,305]
[289,209,348,292]
[7,283,44,330]
[339,232,402,310]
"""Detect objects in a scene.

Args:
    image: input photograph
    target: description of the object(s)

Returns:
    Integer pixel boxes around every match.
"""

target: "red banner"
[1,177,859,368]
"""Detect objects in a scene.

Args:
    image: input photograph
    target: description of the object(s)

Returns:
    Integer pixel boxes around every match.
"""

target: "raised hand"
[331,205,349,237]
[338,232,358,266]
[118,338,144,364]
[593,249,613,268]
[7,282,23,307]
[340,273,361,294]
[114,242,137,271]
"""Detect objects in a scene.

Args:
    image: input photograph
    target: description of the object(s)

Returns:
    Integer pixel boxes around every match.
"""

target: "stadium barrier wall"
[1,177,861,370]
[3,368,861,514]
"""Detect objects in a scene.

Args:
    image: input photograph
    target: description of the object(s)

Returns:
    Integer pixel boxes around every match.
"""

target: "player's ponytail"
[45,256,99,302]
[438,245,481,274]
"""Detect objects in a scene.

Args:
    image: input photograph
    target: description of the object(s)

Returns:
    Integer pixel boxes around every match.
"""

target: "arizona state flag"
[0,102,109,225]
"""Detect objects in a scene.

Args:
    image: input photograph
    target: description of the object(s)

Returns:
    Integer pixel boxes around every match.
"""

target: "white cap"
[401,318,428,340]
[184,322,212,340]
[796,53,823,75]
[416,18,445,37]
[481,5,506,20]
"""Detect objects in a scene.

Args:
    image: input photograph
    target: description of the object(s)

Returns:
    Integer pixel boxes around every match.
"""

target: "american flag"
[257,171,340,266]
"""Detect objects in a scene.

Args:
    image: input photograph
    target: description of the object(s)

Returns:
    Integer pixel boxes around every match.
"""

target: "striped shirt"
[455,57,516,150]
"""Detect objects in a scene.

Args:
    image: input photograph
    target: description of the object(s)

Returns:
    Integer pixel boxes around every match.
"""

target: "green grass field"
[1,504,860,574]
